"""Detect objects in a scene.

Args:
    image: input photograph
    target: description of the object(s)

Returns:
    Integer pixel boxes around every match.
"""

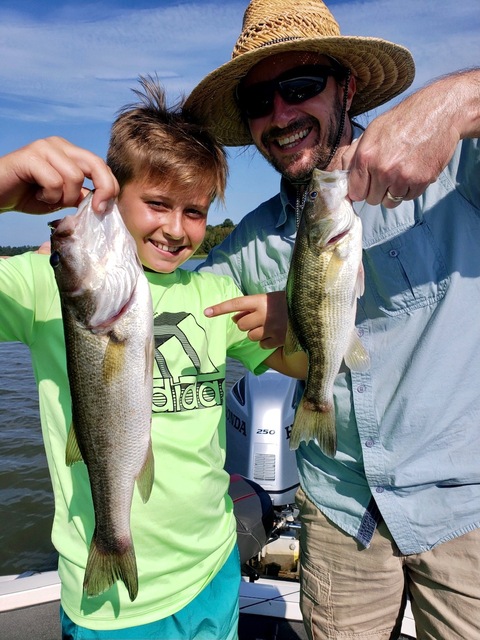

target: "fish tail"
[289,399,336,457]
[83,534,138,601]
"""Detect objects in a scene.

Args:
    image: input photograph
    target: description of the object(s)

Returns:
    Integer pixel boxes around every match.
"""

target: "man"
[185,0,480,637]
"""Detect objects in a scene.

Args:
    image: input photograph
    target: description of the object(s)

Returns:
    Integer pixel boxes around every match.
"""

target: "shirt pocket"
[362,221,449,316]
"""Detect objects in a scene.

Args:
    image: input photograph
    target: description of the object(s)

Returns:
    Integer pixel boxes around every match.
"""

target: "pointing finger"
[204,295,256,318]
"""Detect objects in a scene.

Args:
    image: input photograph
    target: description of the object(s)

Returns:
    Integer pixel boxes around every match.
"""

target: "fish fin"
[324,250,345,292]
[355,260,365,299]
[145,338,154,384]
[102,335,126,383]
[285,322,303,355]
[289,398,336,458]
[136,439,155,503]
[344,332,370,372]
[83,534,138,602]
[65,422,83,466]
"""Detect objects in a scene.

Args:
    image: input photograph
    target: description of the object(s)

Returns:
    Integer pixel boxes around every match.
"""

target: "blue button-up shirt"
[199,129,480,555]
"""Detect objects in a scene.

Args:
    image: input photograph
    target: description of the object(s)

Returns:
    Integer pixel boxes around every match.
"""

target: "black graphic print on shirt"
[152,311,225,413]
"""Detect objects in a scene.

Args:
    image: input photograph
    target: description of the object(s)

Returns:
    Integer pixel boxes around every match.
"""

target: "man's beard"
[261,96,344,182]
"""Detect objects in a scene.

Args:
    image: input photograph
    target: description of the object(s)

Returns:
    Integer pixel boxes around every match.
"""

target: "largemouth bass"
[286,169,369,457]
[50,192,154,601]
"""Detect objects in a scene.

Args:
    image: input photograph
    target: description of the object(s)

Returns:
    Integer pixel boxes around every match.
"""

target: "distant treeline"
[0,219,236,258]
[198,218,235,255]
[0,245,40,256]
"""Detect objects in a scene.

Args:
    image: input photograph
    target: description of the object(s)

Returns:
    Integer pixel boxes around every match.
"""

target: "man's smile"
[276,127,311,149]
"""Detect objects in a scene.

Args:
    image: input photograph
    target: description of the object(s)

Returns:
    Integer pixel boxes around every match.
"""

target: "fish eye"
[50,251,61,268]
[49,219,61,232]
[309,190,318,200]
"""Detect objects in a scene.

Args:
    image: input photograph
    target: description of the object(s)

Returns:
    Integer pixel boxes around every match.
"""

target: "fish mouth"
[87,296,132,332]
[327,229,350,245]
[48,218,62,231]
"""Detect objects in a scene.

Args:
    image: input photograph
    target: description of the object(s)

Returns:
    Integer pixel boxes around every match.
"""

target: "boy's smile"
[118,178,210,273]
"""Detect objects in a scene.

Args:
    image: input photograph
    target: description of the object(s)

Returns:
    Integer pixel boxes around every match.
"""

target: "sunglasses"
[236,65,341,119]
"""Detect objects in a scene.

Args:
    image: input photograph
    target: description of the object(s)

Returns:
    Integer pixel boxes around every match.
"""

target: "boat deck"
[1,600,60,639]
[0,604,414,640]
[0,572,414,639]
[1,601,311,640]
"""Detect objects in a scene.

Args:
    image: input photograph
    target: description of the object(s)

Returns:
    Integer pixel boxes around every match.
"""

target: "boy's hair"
[107,76,228,202]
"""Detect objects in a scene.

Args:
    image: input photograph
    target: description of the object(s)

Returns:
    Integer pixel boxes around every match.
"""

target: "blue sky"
[0,0,478,246]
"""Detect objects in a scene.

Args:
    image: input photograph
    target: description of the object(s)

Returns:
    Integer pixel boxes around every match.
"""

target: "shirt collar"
[277,177,296,228]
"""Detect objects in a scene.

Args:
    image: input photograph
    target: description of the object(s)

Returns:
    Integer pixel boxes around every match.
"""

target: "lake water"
[0,257,246,576]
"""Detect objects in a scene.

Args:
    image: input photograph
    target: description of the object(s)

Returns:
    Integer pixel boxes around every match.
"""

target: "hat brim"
[185,36,415,146]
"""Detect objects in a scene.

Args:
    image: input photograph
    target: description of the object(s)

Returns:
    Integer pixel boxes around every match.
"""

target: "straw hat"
[184,0,415,146]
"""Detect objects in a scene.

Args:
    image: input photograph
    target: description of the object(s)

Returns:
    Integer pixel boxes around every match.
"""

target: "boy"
[0,79,305,638]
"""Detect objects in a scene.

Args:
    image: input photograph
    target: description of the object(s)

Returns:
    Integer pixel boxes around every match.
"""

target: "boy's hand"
[204,291,288,349]
[0,137,119,215]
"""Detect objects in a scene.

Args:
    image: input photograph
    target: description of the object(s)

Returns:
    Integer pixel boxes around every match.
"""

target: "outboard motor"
[226,369,302,580]
[228,474,275,565]
[225,369,300,507]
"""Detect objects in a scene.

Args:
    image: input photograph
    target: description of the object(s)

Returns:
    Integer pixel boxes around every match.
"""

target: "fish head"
[303,169,356,249]
[50,192,142,330]
[49,209,94,297]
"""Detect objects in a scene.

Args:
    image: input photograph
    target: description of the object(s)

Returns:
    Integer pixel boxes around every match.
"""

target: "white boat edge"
[0,570,416,637]
[0,570,60,613]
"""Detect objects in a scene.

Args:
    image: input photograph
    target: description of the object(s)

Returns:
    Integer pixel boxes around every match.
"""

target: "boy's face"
[117,177,210,273]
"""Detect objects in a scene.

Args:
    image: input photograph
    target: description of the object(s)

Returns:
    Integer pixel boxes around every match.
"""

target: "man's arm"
[0,137,119,215]
[262,346,307,380]
[344,68,480,207]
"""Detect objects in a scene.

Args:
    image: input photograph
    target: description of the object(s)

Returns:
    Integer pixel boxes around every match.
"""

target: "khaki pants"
[296,487,480,639]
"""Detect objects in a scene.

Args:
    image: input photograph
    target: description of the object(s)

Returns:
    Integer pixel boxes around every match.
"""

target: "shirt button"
[356,385,366,393]
[365,439,375,448]
[357,328,364,337]
[389,249,399,258]
[376,487,385,494]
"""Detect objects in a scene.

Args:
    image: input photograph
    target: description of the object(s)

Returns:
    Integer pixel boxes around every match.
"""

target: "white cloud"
[0,1,244,124]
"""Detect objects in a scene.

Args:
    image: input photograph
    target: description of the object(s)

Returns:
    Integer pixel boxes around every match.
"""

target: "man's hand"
[343,70,480,208]
[204,291,288,349]
[0,137,119,215]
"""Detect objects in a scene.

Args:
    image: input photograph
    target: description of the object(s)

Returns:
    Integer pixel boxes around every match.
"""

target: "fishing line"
[239,588,301,612]
[293,68,351,230]
[324,68,351,169]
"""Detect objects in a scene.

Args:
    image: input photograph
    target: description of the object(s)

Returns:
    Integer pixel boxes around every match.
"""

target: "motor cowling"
[225,369,300,507]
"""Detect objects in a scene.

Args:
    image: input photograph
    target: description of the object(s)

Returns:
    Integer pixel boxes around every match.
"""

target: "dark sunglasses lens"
[279,76,328,104]
[238,84,274,119]
[239,72,331,119]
